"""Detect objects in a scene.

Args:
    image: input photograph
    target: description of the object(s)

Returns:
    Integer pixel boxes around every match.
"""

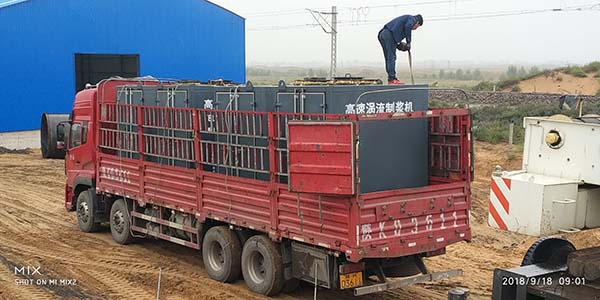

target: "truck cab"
[64,87,97,211]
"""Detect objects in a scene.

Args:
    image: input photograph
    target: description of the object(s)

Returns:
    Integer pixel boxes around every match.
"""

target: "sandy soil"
[516,71,600,95]
[0,144,599,300]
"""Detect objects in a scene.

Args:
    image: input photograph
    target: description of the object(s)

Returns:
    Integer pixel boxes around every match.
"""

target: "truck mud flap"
[291,242,334,289]
[353,269,463,296]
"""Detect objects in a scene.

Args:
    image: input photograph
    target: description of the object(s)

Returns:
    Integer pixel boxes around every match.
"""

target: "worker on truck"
[378,14,423,85]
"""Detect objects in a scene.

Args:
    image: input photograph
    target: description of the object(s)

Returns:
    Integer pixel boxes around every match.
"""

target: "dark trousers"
[378,28,397,81]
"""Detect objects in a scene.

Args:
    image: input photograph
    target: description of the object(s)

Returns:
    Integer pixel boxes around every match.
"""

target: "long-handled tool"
[408,50,415,85]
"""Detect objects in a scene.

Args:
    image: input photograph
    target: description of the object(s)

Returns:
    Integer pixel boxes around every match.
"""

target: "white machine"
[489,114,600,236]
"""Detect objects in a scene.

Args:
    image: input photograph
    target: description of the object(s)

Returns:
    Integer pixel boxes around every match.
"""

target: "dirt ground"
[516,71,600,95]
[1,143,599,300]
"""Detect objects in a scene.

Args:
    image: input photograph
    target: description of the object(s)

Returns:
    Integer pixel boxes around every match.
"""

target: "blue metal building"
[0,0,245,132]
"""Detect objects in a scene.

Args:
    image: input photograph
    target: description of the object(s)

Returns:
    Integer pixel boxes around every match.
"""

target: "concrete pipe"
[40,113,69,159]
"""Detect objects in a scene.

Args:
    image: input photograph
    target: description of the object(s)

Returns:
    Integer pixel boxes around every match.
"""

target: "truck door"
[65,120,94,187]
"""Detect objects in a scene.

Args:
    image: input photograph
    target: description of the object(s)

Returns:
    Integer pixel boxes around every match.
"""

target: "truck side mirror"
[57,121,70,150]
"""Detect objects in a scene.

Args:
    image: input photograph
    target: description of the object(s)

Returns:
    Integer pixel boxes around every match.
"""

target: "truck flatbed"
[61,78,473,296]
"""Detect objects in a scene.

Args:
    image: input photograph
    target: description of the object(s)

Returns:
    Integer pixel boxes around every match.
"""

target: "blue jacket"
[384,15,416,45]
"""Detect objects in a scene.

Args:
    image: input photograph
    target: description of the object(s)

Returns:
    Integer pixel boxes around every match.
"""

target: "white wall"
[0,130,40,149]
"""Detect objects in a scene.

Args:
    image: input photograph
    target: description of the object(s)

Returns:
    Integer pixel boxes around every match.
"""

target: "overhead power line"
[337,2,600,26]
[338,0,475,11]
[244,9,308,18]
[246,2,600,31]
[247,23,319,31]
[244,0,472,30]
[243,0,474,19]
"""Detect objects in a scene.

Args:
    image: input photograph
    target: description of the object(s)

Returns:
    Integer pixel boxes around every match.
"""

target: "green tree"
[518,66,527,77]
[439,69,446,79]
[529,66,540,76]
[465,69,472,80]
[456,69,464,80]
[473,69,483,80]
[506,65,518,78]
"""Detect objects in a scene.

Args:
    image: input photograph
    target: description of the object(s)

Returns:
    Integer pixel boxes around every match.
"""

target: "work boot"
[388,79,405,85]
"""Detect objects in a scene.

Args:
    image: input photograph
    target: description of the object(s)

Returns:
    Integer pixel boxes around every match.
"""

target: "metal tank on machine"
[115,77,430,191]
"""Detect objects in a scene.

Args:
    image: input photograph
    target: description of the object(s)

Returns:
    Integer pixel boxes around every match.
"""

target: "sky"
[210,0,600,67]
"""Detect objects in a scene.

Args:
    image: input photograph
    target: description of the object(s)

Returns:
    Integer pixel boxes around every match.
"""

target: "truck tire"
[521,237,575,267]
[110,199,133,245]
[76,190,101,232]
[202,226,242,283]
[241,235,284,296]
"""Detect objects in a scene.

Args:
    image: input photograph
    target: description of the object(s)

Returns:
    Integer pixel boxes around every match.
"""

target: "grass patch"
[472,121,516,144]
[565,66,588,78]
[491,69,548,91]
[429,99,454,108]
[469,102,600,144]
[583,61,600,73]
[521,70,547,81]
[472,81,495,91]
[497,78,520,90]
[554,66,569,73]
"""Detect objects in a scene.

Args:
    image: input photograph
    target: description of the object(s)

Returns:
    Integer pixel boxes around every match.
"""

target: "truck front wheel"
[202,226,242,282]
[76,190,101,232]
[241,235,284,296]
[109,199,133,245]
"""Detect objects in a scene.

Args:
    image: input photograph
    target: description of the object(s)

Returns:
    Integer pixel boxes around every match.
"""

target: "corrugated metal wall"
[0,0,245,132]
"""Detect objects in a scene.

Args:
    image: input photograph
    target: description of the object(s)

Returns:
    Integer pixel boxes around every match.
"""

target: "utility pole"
[307,6,338,78]
[330,6,337,78]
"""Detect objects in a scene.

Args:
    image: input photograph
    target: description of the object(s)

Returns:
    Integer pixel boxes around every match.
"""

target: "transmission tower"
[307,6,338,78]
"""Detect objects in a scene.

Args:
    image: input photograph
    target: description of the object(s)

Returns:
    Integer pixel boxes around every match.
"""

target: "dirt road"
[0,144,598,300]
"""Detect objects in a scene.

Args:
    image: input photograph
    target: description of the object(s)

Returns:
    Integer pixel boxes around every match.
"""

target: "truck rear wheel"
[241,235,284,296]
[521,237,575,267]
[202,226,241,282]
[76,190,101,232]
[110,199,133,245]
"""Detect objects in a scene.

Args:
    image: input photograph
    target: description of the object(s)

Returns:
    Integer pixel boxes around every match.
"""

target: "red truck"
[60,78,472,296]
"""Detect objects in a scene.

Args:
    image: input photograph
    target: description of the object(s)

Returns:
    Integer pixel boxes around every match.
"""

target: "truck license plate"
[340,272,363,289]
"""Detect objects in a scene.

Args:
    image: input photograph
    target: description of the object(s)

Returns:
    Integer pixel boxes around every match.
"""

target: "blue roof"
[0,0,243,18]
[0,0,28,9]
[205,1,244,19]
